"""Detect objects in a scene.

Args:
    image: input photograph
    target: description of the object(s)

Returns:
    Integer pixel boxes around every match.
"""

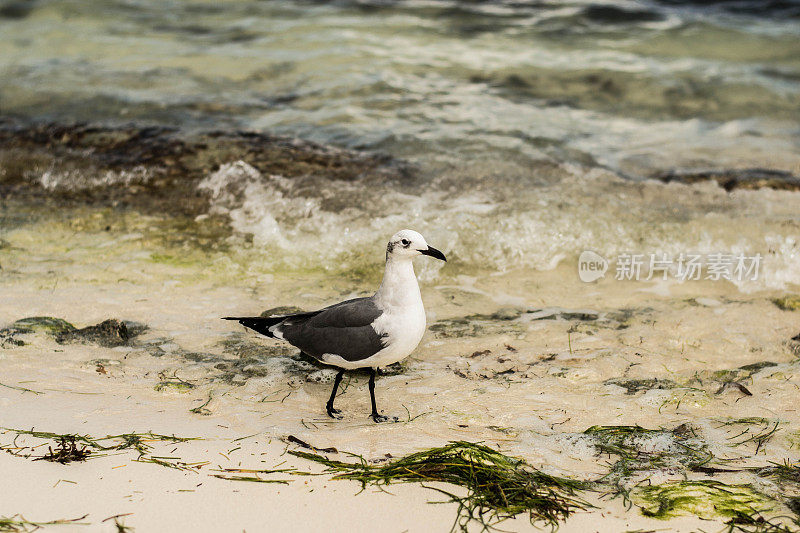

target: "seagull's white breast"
[367,298,426,368]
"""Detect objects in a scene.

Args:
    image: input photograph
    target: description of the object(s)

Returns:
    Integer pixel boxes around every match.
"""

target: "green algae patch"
[634,480,773,520]
[2,317,75,336]
[708,361,780,384]
[430,309,526,338]
[149,253,199,267]
[290,441,592,531]
[773,296,800,311]
[154,380,195,393]
[604,378,677,395]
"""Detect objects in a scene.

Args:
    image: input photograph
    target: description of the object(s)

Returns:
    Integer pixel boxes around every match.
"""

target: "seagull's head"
[386,229,446,262]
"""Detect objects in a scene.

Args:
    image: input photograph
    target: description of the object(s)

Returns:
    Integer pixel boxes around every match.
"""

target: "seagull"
[223,229,447,422]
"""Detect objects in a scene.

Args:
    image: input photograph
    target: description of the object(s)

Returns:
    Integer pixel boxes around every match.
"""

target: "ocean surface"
[1,0,798,286]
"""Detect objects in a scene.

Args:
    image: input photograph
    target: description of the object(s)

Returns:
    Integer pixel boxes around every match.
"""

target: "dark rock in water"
[0,0,36,19]
[0,119,414,216]
[605,377,677,395]
[584,5,664,23]
[56,319,132,347]
[655,168,800,191]
[260,306,306,317]
[654,0,800,19]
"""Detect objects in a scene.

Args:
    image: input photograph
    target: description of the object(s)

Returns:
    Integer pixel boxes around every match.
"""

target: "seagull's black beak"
[419,245,447,262]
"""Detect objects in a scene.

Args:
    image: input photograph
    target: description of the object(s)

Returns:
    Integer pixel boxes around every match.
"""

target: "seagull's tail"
[222,316,285,338]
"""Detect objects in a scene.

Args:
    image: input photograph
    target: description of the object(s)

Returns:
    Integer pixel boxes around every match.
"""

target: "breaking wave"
[198,160,800,291]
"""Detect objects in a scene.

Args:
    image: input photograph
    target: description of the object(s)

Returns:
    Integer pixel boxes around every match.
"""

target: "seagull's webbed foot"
[370,412,398,423]
[326,407,343,419]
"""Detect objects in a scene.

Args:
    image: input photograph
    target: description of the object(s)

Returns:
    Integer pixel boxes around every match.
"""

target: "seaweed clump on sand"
[0,428,201,470]
[0,317,146,348]
[0,514,88,532]
[290,441,592,531]
[32,435,91,464]
[753,460,800,496]
[584,424,715,505]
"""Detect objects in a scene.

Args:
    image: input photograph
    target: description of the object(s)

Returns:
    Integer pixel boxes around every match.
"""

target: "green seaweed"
[773,296,800,312]
[714,418,781,453]
[723,512,798,533]
[0,317,75,336]
[154,371,195,393]
[0,428,199,470]
[211,474,290,484]
[754,460,800,488]
[604,378,677,395]
[33,435,91,464]
[708,361,779,385]
[0,382,42,395]
[634,480,773,520]
[290,441,592,531]
[0,514,88,532]
[154,380,195,392]
[109,517,134,533]
[584,424,714,507]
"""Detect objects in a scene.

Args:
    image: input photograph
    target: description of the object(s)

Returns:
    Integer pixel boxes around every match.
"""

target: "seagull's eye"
[401,239,410,246]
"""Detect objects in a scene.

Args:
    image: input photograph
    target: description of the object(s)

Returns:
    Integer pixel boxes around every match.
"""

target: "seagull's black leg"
[368,368,390,423]
[326,369,344,419]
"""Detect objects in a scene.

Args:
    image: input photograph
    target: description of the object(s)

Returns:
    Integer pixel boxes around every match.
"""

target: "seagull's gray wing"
[279,297,387,363]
